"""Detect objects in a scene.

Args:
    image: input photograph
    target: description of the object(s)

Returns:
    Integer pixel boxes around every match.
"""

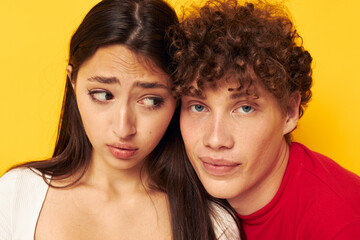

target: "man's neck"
[229,140,290,216]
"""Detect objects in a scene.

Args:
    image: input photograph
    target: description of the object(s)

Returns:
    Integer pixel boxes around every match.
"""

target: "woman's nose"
[112,104,137,139]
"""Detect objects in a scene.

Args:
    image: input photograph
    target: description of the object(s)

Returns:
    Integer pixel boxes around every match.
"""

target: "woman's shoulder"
[210,202,241,240]
[0,167,49,238]
[0,167,49,201]
[0,167,49,204]
[0,167,44,186]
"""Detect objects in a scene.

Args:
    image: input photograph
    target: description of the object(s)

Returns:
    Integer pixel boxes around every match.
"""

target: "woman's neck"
[82,161,150,196]
[58,151,154,198]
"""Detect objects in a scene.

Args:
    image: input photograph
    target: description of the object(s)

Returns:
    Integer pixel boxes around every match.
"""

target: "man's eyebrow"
[135,81,168,89]
[183,91,257,100]
[230,91,259,100]
[182,93,206,99]
[230,92,248,99]
[87,76,119,84]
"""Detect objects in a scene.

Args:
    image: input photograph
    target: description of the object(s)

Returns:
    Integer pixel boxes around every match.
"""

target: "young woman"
[0,0,239,239]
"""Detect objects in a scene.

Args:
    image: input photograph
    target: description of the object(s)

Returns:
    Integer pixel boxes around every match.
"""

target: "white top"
[0,168,240,240]
[0,168,48,240]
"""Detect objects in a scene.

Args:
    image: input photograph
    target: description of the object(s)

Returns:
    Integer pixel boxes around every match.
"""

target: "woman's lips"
[107,144,138,159]
[199,157,241,176]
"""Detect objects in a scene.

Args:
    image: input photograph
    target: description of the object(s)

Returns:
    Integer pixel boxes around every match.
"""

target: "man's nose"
[203,113,234,150]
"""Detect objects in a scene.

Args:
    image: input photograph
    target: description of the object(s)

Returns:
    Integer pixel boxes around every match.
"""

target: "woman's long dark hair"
[9,0,236,239]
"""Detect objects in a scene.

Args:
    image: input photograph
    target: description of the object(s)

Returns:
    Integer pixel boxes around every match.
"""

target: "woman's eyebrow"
[87,76,120,84]
[135,81,168,89]
[87,76,169,90]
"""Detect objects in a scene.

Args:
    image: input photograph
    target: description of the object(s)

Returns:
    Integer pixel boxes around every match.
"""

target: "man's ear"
[283,91,301,135]
[66,65,75,89]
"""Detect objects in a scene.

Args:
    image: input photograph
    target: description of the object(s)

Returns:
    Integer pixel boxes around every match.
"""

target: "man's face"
[180,79,298,214]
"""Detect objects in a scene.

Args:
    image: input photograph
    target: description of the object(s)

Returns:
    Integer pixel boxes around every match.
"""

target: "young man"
[170,0,360,239]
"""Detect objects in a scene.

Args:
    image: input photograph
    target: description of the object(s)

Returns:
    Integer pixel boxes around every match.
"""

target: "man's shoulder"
[290,142,359,180]
[281,143,360,238]
[289,142,360,210]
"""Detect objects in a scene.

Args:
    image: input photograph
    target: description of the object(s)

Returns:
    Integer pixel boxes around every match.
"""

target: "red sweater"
[237,142,360,240]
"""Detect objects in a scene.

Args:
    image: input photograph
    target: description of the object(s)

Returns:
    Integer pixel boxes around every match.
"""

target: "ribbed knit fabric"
[0,168,49,239]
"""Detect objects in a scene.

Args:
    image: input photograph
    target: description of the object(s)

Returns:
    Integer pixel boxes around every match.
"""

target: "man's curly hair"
[169,0,313,140]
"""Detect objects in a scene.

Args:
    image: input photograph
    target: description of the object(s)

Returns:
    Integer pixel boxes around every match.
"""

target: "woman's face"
[72,44,176,172]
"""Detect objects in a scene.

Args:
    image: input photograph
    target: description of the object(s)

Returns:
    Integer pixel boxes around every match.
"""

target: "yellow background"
[0,0,359,176]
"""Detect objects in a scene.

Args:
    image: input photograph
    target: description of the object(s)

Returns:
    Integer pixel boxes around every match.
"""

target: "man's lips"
[200,157,239,166]
[107,144,138,159]
[199,157,241,176]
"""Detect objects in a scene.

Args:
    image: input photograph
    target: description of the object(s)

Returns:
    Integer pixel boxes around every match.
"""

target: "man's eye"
[190,104,206,112]
[239,105,254,113]
[88,90,114,102]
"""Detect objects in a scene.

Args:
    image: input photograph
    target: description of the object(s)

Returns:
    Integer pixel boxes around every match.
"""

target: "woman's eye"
[190,104,206,112]
[88,90,114,102]
[139,97,164,109]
